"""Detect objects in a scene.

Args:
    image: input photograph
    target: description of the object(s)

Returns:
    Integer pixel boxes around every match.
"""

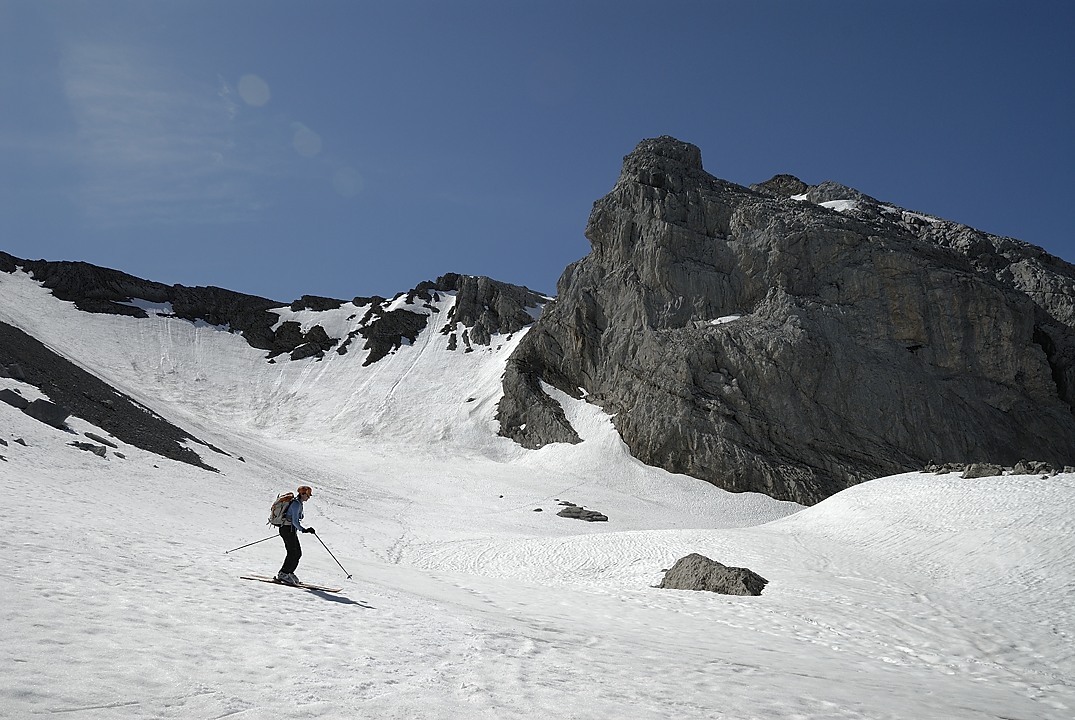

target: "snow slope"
[1,268,1073,719]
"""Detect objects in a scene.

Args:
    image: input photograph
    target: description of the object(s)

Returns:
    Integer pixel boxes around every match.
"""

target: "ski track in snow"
[1,268,1073,719]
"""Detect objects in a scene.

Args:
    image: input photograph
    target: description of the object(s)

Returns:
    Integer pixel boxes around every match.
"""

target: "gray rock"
[555,503,609,522]
[498,136,1075,504]
[925,462,967,475]
[0,388,29,410]
[359,308,429,366]
[70,441,107,457]
[963,463,1005,479]
[0,362,26,380]
[289,342,323,361]
[497,361,581,449]
[23,399,70,429]
[1011,459,1056,475]
[750,174,808,197]
[84,431,119,449]
[658,553,768,596]
[290,295,345,312]
[432,273,547,347]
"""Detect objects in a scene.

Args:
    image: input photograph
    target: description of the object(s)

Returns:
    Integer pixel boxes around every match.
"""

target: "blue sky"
[2,1,1072,302]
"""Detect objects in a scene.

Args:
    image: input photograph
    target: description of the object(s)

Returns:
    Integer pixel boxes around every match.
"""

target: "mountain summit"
[499,136,1075,504]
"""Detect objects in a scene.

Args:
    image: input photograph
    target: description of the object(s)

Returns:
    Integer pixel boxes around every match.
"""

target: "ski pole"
[224,534,277,554]
[313,533,353,579]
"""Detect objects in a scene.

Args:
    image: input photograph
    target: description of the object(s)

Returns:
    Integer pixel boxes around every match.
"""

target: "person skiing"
[276,485,315,585]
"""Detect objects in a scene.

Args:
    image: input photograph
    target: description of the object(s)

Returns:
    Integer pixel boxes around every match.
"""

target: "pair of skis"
[240,574,342,593]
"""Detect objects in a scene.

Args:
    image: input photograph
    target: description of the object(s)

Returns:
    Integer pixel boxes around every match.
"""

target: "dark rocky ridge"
[1,253,546,469]
[0,320,219,470]
[498,136,1075,505]
[0,252,546,365]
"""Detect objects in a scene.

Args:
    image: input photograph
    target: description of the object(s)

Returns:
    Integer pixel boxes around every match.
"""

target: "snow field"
[2,267,1074,718]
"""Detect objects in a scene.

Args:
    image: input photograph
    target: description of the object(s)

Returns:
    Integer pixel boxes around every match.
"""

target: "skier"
[276,485,316,585]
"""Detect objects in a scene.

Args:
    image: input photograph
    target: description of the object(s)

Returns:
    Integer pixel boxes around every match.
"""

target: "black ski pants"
[279,525,302,574]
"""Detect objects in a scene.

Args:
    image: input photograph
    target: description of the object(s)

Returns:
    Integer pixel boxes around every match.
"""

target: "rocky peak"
[499,136,1075,504]
[616,136,707,194]
[624,136,704,170]
[752,174,808,197]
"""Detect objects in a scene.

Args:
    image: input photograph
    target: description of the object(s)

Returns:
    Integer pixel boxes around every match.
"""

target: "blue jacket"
[285,498,307,532]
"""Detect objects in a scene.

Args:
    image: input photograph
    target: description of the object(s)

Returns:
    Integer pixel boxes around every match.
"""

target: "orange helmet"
[297,485,313,497]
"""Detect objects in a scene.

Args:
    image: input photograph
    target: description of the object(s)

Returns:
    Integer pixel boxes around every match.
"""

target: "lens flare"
[237,74,270,107]
[292,123,322,157]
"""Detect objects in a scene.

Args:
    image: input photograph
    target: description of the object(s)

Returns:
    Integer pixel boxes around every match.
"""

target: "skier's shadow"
[307,589,374,608]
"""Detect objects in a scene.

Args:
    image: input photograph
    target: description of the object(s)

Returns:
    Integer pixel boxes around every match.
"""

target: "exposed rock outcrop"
[433,273,546,346]
[0,252,292,353]
[0,320,219,471]
[0,254,547,367]
[499,136,1075,504]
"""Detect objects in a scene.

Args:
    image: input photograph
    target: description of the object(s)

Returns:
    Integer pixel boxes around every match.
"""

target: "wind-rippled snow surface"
[1,269,1072,719]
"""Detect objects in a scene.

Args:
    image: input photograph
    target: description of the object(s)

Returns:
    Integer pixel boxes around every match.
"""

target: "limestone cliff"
[498,136,1075,504]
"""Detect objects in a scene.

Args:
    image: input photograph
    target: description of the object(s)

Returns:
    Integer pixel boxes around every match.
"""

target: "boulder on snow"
[23,399,70,429]
[1012,459,1058,475]
[0,388,29,410]
[925,462,968,475]
[658,553,768,596]
[71,441,107,457]
[963,463,1005,479]
[84,431,119,449]
[556,501,609,522]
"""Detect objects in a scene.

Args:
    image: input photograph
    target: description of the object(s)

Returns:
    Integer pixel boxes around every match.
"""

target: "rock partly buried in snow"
[71,441,107,457]
[1012,459,1059,475]
[927,460,1066,476]
[84,432,119,449]
[962,463,1006,479]
[23,399,70,429]
[499,135,1075,504]
[658,553,768,596]
[555,501,608,522]
[0,388,29,410]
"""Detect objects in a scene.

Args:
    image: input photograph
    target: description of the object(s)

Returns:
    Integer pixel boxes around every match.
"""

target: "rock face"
[499,136,1075,504]
[658,553,768,596]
